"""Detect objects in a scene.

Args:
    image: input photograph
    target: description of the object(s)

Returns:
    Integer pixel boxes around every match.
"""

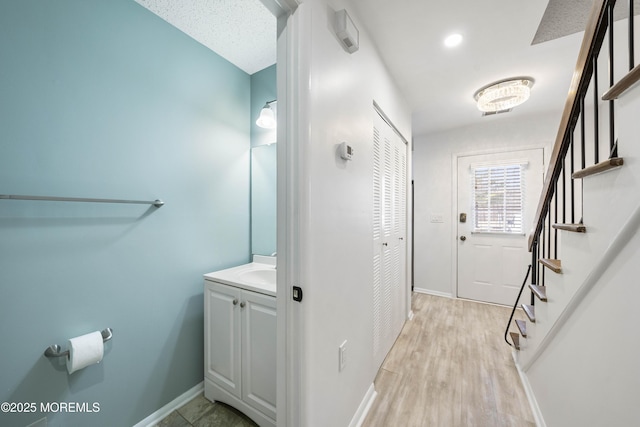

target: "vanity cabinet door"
[205,281,242,399]
[241,290,277,420]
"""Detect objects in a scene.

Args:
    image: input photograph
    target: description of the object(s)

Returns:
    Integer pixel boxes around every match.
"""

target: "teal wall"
[0,1,252,426]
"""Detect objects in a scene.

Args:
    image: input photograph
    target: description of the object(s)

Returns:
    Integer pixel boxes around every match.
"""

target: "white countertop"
[204,257,276,297]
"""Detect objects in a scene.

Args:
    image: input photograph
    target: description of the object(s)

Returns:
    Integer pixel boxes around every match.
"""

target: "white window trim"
[471,163,525,235]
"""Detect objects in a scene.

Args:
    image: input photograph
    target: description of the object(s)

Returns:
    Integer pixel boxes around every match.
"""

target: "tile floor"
[154,394,257,427]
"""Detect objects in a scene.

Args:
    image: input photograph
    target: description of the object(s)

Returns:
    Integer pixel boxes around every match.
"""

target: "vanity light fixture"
[473,77,535,113]
[256,100,277,129]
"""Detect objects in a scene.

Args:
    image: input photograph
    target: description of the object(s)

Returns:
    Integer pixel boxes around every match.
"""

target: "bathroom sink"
[204,257,277,296]
[238,268,276,286]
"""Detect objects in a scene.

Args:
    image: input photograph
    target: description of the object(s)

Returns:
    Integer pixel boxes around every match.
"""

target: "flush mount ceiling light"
[256,100,277,129]
[473,77,535,113]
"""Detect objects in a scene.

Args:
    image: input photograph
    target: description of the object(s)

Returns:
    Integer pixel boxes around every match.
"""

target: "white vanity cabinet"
[204,277,276,427]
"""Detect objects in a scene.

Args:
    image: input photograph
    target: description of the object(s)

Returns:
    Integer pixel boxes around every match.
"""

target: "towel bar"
[0,194,164,207]
[44,328,113,358]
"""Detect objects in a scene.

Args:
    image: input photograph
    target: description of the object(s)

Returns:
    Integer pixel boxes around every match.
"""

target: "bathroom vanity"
[203,256,276,427]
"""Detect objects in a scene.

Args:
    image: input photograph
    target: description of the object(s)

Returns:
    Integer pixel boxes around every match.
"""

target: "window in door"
[472,163,524,234]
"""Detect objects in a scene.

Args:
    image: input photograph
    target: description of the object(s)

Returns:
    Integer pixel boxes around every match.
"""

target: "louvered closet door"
[373,111,407,369]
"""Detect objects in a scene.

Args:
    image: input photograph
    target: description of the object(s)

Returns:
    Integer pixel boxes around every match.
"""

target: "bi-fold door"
[372,110,407,368]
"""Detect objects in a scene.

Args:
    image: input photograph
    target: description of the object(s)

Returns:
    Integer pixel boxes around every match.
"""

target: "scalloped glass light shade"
[256,106,276,129]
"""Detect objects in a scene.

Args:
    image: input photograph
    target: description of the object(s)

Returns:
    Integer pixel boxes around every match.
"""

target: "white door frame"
[257,0,303,426]
[267,1,309,426]
[450,145,546,299]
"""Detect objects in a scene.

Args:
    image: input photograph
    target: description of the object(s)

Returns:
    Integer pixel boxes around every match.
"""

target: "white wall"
[412,112,557,296]
[520,80,640,427]
[288,0,411,425]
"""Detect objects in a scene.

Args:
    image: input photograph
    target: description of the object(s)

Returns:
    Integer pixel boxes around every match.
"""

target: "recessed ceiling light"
[444,33,463,48]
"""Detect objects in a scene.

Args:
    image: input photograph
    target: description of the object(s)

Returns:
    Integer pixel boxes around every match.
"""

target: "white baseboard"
[512,352,546,427]
[348,383,377,427]
[132,381,204,427]
[413,287,453,299]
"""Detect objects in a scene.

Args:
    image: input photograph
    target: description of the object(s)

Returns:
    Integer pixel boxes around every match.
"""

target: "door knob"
[232,298,238,305]
[460,235,467,241]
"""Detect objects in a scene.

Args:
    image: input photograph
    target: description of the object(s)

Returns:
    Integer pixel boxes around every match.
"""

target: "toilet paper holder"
[44,328,113,358]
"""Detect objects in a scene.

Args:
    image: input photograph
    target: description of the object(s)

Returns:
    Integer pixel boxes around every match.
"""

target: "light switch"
[430,214,444,223]
[339,340,347,372]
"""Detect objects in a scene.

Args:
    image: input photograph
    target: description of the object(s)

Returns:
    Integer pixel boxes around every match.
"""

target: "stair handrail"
[529,0,615,251]
[503,265,532,348]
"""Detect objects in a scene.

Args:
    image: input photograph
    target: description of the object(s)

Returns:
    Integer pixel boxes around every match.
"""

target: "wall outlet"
[339,340,347,372]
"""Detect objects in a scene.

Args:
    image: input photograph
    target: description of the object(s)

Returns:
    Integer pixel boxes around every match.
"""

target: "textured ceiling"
[135,0,276,75]
[533,0,640,44]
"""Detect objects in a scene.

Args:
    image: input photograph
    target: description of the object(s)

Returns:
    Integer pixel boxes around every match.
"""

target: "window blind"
[472,164,524,234]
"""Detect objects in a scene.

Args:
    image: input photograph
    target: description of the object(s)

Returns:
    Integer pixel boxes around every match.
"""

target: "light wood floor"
[362,293,535,427]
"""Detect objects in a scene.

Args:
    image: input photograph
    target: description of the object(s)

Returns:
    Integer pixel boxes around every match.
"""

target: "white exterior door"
[457,148,544,306]
[373,111,407,368]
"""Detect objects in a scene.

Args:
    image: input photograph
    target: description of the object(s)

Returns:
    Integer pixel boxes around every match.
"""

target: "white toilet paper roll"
[66,331,104,374]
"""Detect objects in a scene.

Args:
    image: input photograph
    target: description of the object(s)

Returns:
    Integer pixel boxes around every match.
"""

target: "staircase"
[504,1,640,426]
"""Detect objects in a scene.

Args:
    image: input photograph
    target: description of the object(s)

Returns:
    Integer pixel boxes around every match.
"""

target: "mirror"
[251,143,277,256]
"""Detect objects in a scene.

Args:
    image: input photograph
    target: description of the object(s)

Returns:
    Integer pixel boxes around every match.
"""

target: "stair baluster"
[504,0,638,350]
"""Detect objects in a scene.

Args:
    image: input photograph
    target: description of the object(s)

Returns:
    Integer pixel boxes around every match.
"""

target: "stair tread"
[539,258,562,273]
[602,63,640,100]
[515,319,527,337]
[529,284,548,302]
[552,223,587,233]
[509,332,520,350]
[522,304,536,323]
[572,157,624,179]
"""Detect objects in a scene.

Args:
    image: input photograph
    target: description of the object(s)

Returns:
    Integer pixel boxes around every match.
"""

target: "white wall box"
[334,9,359,53]
[204,279,277,427]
